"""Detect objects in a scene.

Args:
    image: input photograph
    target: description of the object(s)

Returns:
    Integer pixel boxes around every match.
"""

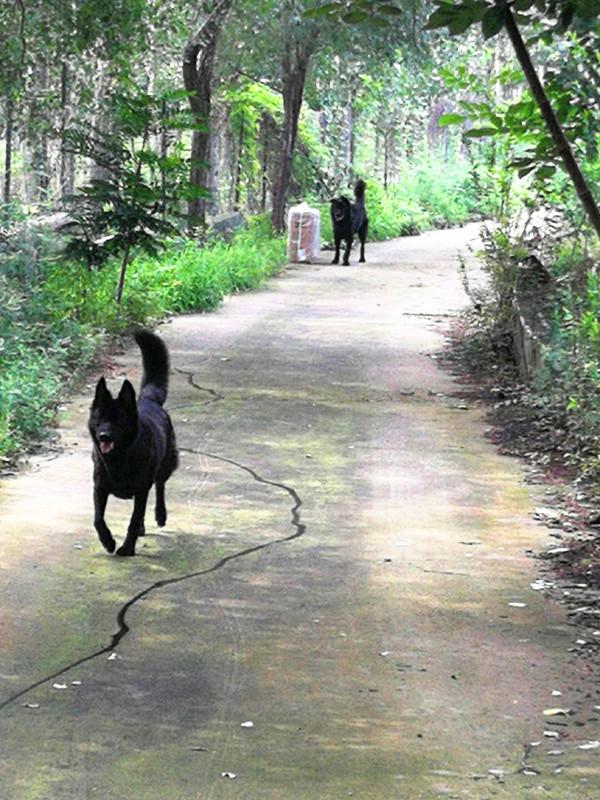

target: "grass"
[0,216,286,463]
[1,158,480,464]
[316,159,478,245]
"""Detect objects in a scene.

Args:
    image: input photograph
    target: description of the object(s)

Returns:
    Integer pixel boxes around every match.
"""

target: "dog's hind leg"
[155,481,167,527]
[359,222,367,263]
[94,485,116,553]
[342,238,352,266]
[116,489,150,556]
[331,237,341,264]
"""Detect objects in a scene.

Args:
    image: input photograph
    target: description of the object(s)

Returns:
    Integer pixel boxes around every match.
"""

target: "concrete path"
[1,226,599,799]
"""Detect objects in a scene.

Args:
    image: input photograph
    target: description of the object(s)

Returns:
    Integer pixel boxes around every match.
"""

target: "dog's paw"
[97,528,116,553]
[155,509,167,527]
[115,544,135,557]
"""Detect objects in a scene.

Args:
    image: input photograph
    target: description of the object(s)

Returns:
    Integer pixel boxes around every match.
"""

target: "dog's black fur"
[88,329,178,557]
[330,179,368,266]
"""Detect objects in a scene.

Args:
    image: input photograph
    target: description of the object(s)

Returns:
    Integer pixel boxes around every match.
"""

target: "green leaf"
[463,127,500,137]
[343,9,369,21]
[574,0,600,20]
[481,5,505,38]
[448,12,478,34]
[424,6,456,30]
[304,3,340,18]
[438,112,466,126]
[518,164,537,177]
[378,3,403,15]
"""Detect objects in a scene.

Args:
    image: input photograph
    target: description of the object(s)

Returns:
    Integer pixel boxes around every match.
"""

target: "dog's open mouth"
[98,440,114,454]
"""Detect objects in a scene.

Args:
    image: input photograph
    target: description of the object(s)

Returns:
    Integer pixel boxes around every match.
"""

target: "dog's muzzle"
[97,432,114,455]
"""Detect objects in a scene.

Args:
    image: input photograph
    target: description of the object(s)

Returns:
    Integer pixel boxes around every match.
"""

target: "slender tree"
[183,0,234,231]
[270,7,319,231]
[425,0,600,239]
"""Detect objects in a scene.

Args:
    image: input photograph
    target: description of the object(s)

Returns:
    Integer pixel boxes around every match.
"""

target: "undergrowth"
[1,157,479,464]
[0,216,286,464]
[317,158,478,245]
[449,213,600,492]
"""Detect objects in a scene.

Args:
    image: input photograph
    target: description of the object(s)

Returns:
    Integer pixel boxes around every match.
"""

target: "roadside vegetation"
[1,0,599,477]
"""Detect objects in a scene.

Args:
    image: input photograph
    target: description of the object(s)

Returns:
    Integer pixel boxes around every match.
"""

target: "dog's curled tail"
[354,179,366,200]
[134,329,169,406]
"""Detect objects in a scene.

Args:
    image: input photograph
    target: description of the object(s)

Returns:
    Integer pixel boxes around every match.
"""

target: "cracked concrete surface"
[1,225,599,798]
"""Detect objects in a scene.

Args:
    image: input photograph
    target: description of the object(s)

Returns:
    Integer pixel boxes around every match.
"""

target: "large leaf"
[438,112,466,126]
[481,5,506,39]
[463,126,500,137]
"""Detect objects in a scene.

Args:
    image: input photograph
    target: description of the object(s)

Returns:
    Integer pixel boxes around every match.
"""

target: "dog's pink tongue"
[99,441,113,454]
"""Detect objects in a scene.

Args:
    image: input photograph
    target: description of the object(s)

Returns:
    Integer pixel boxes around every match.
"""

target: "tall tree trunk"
[160,97,168,219]
[233,115,244,210]
[183,0,233,232]
[502,6,600,239]
[3,96,13,205]
[348,103,355,183]
[271,37,315,233]
[59,61,75,198]
[383,131,390,192]
[260,114,269,212]
[4,0,25,207]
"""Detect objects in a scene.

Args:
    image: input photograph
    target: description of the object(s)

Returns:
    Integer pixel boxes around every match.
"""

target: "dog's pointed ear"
[93,377,111,408]
[117,379,137,412]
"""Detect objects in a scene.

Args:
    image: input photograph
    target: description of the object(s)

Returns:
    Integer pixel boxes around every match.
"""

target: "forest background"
[0,0,599,488]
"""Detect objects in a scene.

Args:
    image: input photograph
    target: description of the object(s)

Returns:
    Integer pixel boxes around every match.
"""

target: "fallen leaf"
[543,708,570,716]
[578,741,600,750]
[52,683,67,690]
[221,772,237,779]
[240,721,254,728]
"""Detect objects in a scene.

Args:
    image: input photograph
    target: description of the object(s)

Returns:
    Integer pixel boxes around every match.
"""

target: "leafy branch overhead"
[425,0,599,40]
[426,0,600,238]
[304,0,403,24]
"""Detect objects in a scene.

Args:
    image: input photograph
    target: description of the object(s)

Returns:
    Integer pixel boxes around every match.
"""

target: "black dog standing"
[330,179,368,266]
[88,329,178,557]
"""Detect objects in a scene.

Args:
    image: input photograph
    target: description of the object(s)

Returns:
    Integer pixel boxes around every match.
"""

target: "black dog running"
[88,329,178,557]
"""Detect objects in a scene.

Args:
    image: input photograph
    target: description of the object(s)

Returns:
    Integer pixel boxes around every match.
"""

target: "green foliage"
[439,58,599,185]
[63,87,201,291]
[0,215,286,463]
[42,217,286,333]
[527,258,600,482]
[317,155,479,244]
[425,0,599,40]
[0,271,103,462]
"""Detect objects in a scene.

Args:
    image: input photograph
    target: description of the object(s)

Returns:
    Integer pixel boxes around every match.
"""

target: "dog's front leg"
[116,489,149,557]
[94,485,116,553]
[342,238,352,266]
